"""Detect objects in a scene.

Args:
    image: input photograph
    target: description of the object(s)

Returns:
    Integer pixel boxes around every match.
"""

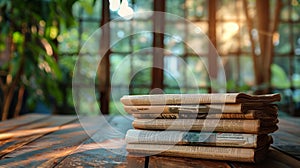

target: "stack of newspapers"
[121,93,281,162]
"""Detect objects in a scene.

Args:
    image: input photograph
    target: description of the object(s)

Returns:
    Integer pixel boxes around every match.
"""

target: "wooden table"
[0,113,300,167]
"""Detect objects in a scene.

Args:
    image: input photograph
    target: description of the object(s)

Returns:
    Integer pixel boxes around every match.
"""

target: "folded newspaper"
[121,93,281,105]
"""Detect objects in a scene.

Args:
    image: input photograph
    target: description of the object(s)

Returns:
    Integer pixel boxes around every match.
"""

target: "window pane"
[133,33,153,51]
[243,0,256,20]
[217,22,240,54]
[217,0,238,20]
[110,21,131,52]
[186,0,208,20]
[165,39,185,56]
[164,55,186,87]
[280,5,290,21]
[272,57,291,88]
[132,53,152,86]
[110,54,131,85]
[240,23,251,53]
[292,5,300,21]
[164,36,185,56]
[239,56,254,86]
[165,22,185,38]
[131,87,151,95]
[132,21,153,51]
[58,27,79,53]
[164,88,181,94]
[110,87,128,114]
[185,88,208,94]
[186,56,209,87]
[82,21,100,41]
[165,23,185,55]
[110,100,124,115]
[236,0,245,21]
[131,66,152,88]
[133,20,152,32]
[221,56,238,90]
[275,24,291,54]
[130,49,152,94]
[191,22,209,35]
[293,57,300,88]
[130,66,151,94]
[111,36,132,52]
[133,0,153,19]
[187,22,209,54]
[293,23,300,55]
[166,0,185,19]
[73,0,102,20]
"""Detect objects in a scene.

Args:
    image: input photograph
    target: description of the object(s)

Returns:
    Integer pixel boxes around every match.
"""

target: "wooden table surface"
[0,113,300,168]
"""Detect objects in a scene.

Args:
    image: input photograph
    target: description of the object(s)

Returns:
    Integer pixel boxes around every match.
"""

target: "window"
[58,0,299,115]
[272,0,300,115]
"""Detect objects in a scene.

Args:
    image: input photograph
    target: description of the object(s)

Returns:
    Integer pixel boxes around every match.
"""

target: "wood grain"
[148,156,231,168]
[277,118,300,135]
[0,114,48,133]
[127,154,147,168]
[230,147,300,168]
[0,115,104,167]
[0,115,77,158]
[271,117,300,160]
[55,115,133,168]
[0,114,299,167]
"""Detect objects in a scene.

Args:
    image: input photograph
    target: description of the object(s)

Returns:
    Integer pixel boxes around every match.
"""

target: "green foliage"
[109,101,126,116]
[225,79,251,92]
[0,0,80,113]
[78,0,95,15]
[271,64,290,89]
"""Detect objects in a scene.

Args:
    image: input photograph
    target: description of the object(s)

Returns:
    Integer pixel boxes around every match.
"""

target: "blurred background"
[0,0,299,120]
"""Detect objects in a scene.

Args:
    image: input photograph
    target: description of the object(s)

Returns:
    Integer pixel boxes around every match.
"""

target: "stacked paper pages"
[122,93,281,162]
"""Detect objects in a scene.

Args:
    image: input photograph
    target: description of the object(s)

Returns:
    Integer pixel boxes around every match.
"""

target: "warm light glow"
[222,22,239,42]
[109,0,120,11]
[0,124,82,167]
[38,60,52,73]
[0,124,77,140]
[292,0,299,6]
[76,138,125,152]
[118,0,134,20]
[6,74,12,85]
[217,22,240,54]
[273,32,280,46]
[41,39,53,56]
[31,26,37,33]
[227,22,239,32]
[39,20,46,27]
[57,35,63,42]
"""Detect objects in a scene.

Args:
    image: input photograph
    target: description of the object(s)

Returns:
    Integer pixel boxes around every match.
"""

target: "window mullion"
[98,0,111,114]
[151,0,166,91]
[208,0,218,92]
